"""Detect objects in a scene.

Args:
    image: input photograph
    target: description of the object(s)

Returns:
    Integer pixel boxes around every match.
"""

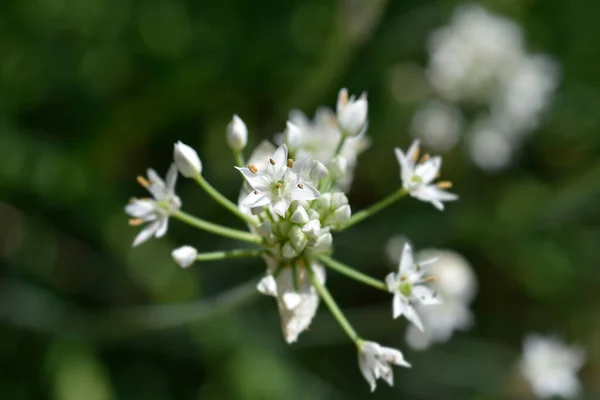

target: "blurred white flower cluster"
[124,88,463,392]
[412,4,559,172]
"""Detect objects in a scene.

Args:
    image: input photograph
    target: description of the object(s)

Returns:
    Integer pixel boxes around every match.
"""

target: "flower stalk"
[172,210,262,244]
[195,248,265,261]
[317,255,387,291]
[340,188,408,230]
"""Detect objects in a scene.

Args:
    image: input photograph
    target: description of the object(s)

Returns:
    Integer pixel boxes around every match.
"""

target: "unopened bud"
[332,204,351,226]
[288,226,308,252]
[313,193,332,211]
[301,219,322,238]
[291,206,309,224]
[329,156,348,178]
[285,121,302,152]
[313,232,333,252]
[330,192,349,209]
[337,90,368,137]
[282,241,299,259]
[309,160,329,181]
[227,114,248,151]
[171,245,198,268]
[174,141,202,177]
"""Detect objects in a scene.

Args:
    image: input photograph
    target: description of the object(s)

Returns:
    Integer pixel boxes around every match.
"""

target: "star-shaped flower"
[236,144,320,216]
[125,164,181,247]
[395,139,458,210]
[358,340,411,392]
[386,243,441,332]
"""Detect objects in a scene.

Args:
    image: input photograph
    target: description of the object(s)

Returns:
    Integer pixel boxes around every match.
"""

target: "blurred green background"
[1,0,600,399]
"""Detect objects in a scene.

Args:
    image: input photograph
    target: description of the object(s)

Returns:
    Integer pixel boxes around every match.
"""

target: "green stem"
[340,187,408,230]
[307,261,360,343]
[233,151,245,168]
[194,175,258,226]
[317,255,387,291]
[333,134,347,157]
[196,248,264,261]
[172,210,262,244]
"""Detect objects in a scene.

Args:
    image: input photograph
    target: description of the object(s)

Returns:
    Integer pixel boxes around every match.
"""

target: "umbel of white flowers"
[125,88,458,392]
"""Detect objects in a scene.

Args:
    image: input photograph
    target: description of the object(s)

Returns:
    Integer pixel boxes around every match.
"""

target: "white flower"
[336,88,368,137]
[358,340,411,392]
[385,243,441,332]
[257,260,326,343]
[125,164,181,247]
[520,335,585,399]
[171,245,197,268]
[235,144,320,217]
[395,139,458,210]
[173,141,202,177]
[226,114,248,151]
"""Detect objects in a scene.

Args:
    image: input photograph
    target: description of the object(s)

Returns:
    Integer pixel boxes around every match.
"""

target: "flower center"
[398,282,413,297]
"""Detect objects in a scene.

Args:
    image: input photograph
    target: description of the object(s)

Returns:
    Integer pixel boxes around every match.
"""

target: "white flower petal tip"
[337,89,368,137]
[171,246,198,268]
[126,166,181,247]
[173,141,202,177]
[358,341,410,392]
[227,114,248,151]
[395,140,458,210]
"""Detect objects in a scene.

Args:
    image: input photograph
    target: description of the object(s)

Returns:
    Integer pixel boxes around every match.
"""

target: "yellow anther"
[269,158,276,166]
[437,181,453,189]
[411,148,420,163]
[287,158,294,168]
[400,274,407,282]
[128,218,144,226]
[248,164,258,174]
[423,276,437,283]
[137,176,150,188]
[276,183,282,189]
[297,183,304,189]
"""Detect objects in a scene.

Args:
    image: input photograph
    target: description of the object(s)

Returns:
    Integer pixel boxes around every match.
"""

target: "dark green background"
[1,0,599,399]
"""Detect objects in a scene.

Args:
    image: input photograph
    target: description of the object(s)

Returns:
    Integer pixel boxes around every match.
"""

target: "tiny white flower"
[173,141,202,177]
[226,114,248,151]
[395,139,458,210]
[125,164,181,247]
[235,144,320,217]
[386,243,441,332]
[520,335,585,399]
[336,88,368,137]
[257,261,326,343]
[171,245,198,268]
[358,340,411,392]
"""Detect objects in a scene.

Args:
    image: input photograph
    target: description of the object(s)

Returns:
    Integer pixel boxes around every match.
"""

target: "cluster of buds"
[125,88,459,392]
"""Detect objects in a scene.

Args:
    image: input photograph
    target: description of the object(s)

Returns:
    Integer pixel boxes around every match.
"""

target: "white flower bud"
[288,226,308,252]
[256,221,273,239]
[301,219,322,238]
[285,121,302,152]
[171,245,197,268]
[332,204,351,226]
[313,193,332,211]
[173,141,202,177]
[309,160,329,181]
[337,89,368,137]
[282,241,299,259]
[329,156,348,178]
[291,206,309,224]
[313,232,333,252]
[308,209,320,221]
[331,192,349,209]
[227,114,248,151]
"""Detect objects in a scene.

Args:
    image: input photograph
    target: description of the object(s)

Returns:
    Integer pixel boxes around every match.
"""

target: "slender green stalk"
[194,174,259,226]
[172,210,262,244]
[340,187,408,230]
[317,255,387,291]
[307,261,360,343]
[195,248,264,261]
[233,151,245,168]
[333,134,347,157]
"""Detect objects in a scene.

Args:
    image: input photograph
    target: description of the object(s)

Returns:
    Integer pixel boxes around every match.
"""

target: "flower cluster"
[125,88,460,391]
[413,4,559,172]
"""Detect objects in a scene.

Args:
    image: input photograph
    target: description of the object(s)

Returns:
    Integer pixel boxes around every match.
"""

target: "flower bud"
[313,232,333,252]
[285,121,302,152]
[309,160,329,181]
[331,204,351,227]
[288,226,308,252]
[301,219,322,238]
[337,90,368,137]
[313,193,332,211]
[282,241,299,259]
[174,141,202,177]
[329,156,348,178]
[227,114,248,151]
[256,221,273,239]
[291,206,309,224]
[331,192,349,209]
[171,245,197,268]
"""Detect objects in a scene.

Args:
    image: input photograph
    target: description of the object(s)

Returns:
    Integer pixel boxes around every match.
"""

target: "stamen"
[248,164,258,174]
[276,183,282,189]
[400,274,407,282]
[137,176,150,188]
[297,183,304,189]
[128,218,144,226]
[411,148,420,163]
[269,158,276,166]
[423,276,437,283]
[253,190,258,195]
[437,181,453,189]
[287,158,294,168]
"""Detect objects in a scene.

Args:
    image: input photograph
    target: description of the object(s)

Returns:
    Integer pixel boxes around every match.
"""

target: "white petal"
[412,285,441,305]
[392,294,406,319]
[132,221,160,247]
[414,157,441,184]
[241,191,272,208]
[125,199,156,218]
[155,218,169,238]
[385,273,397,292]
[269,144,288,177]
[272,198,291,217]
[399,243,414,274]
[290,184,320,201]
[381,346,411,368]
[404,304,424,332]
[235,167,272,191]
[147,168,165,189]
[282,292,302,310]
[358,353,377,392]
